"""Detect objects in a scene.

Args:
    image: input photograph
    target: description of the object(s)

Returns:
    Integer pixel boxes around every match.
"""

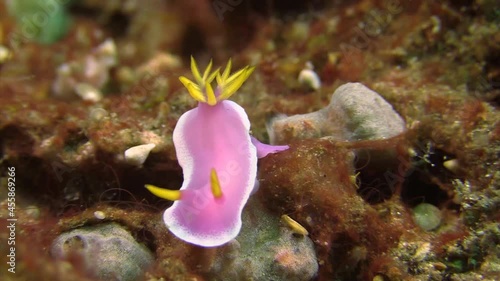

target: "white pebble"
[124,143,156,166]
[89,107,109,122]
[0,45,11,63]
[443,159,459,173]
[75,83,103,102]
[95,38,117,67]
[298,69,321,90]
[94,211,106,220]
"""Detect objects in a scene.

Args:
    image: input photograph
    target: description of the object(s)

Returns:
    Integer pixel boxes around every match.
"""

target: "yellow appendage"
[281,214,309,236]
[210,168,223,198]
[145,168,223,201]
[145,184,182,201]
[179,56,255,106]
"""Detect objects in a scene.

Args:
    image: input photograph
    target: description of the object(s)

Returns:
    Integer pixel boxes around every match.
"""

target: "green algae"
[7,0,72,45]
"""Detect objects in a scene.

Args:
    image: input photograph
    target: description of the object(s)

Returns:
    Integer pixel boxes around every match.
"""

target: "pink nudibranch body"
[146,57,288,247]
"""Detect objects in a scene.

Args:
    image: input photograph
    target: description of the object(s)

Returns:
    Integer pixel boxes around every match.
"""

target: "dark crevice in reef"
[0,125,36,156]
[400,171,450,208]
[69,4,131,38]
[484,52,500,106]
[353,147,407,205]
[180,25,208,62]
[1,149,182,214]
[329,232,366,280]
[400,143,459,209]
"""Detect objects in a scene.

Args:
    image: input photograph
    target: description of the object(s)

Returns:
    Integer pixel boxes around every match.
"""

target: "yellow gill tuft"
[180,57,254,106]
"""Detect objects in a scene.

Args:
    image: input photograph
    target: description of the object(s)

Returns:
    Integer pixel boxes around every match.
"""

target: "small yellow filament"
[205,82,217,106]
[222,59,232,80]
[210,168,223,198]
[350,172,361,189]
[145,184,182,201]
[202,59,213,82]
[281,214,309,236]
[217,65,255,101]
[179,76,206,103]
[190,55,203,84]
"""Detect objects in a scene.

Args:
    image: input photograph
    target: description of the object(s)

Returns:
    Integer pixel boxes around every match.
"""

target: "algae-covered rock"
[206,198,318,281]
[7,0,72,45]
[413,203,442,231]
[268,82,406,144]
[330,82,406,141]
[51,223,154,281]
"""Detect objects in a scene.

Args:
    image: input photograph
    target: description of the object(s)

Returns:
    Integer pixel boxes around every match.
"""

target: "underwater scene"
[0,0,499,280]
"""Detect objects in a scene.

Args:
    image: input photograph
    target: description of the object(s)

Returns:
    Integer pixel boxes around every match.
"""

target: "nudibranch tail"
[251,136,289,158]
[145,184,182,201]
[210,168,223,198]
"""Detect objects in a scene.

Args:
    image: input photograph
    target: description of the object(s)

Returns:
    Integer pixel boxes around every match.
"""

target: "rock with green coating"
[267,82,406,144]
[51,223,154,281]
[329,82,406,141]
[206,198,318,281]
[413,203,442,231]
[7,0,72,45]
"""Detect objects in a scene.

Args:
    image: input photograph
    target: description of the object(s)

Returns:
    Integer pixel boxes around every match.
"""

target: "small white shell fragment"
[94,211,106,220]
[95,38,117,67]
[298,66,321,90]
[0,45,11,63]
[88,107,109,122]
[443,159,459,173]
[75,83,103,102]
[56,63,72,77]
[124,143,156,166]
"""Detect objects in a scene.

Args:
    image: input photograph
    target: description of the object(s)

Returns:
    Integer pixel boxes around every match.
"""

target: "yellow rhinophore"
[145,184,182,201]
[281,214,309,236]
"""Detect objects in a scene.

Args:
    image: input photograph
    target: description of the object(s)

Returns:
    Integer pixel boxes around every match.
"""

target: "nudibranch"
[146,57,289,247]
